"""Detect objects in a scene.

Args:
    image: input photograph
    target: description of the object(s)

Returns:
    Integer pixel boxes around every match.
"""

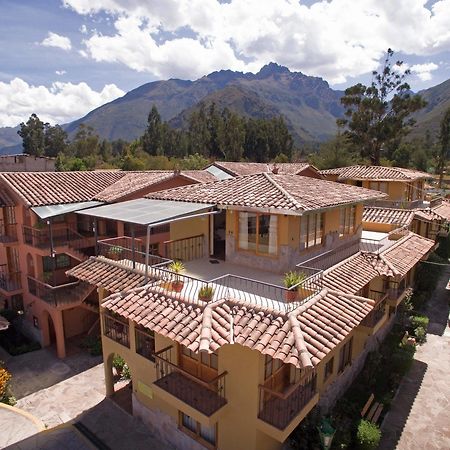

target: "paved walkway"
[379,266,450,450]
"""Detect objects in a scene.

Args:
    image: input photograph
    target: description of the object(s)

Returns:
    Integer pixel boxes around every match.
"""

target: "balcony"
[102,313,130,347]
[0,265,21,292]
[0,220,18,244]
[23,225,95,253]
[27,276,94,308]
[258,371,317,430]
[361,291,388,328]
[154,346,227,417]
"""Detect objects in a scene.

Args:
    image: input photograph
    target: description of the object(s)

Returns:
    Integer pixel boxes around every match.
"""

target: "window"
[135,325,155,362]
[238,212,278,255]
[324,357,334,381]
[338,337,353,373]
[43,254,71,271]
[339,206,356,237]
[369,181,388,194]
[264,355,283,380]
[300,213,324,249]
[180,413,217,448]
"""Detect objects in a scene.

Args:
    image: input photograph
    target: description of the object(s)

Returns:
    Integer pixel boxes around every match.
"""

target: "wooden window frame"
[338,337,353,373]
[339,206,356,237]
[237,212,279,257]
[264,355,285,382]
[179,412,217,450]
[300,213,325,249]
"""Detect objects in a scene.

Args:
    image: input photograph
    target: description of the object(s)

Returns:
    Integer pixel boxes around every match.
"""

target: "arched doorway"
[105,352,132,413]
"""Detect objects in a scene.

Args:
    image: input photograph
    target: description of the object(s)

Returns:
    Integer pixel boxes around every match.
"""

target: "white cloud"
[41,32,72,51]
[0,78,124,127]
[80,24,88,34]
[55,70,67,75]
[410,62,439,81]
[63,0,450,83]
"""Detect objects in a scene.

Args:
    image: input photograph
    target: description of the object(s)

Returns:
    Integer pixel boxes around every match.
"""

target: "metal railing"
[258,371,317,430]
[154,345,227,416]
[0,265,21,292]
[135,327,155,362]
[369,199,425,209]
[164,234,204,262]
[0,220,18,243]
[149,263,323,313]
[23,225,92,253]
[27,275,91,307]
[361,293,388,328]
[102,313,130,348]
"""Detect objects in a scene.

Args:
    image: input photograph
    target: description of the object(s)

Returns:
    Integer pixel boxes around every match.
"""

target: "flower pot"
[171,281,184,293]
[285,289,298,302]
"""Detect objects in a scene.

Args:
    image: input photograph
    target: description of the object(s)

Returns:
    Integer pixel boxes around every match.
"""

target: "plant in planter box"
[283,271,307,301]
[108,245,123,260]
[168,260,185,292]
[198,285,214,302]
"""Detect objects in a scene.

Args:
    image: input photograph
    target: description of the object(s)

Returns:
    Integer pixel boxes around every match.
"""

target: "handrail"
[27,275,79,291]
[163,234,204,245]
[154,347,227,392]
[258,371,315,400]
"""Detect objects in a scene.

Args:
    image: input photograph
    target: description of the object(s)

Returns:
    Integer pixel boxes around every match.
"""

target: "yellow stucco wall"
[170,216,209,242]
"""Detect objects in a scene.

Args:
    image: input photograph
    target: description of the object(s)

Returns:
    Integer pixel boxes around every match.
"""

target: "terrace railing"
[368,198,425,209]
[27,276,93,307]
[0,220,18,243]
[154,345,228,417]
[361,292,388,328]
[258,371,317,430]
[164,234,205,262]
[102,313,130,348]
[0,265,21,292]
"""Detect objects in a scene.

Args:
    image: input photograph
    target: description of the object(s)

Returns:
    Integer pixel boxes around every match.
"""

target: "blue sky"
[1,0,449,127]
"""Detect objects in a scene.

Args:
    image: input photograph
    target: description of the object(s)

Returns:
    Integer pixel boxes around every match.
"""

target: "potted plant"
[198,285,215,302]
[168,260,185,292]
[108,245,123,261]
[283,271,307,302]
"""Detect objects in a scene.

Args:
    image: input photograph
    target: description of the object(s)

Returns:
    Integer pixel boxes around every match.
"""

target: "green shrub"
[112,355,126,371]
[81,335,102,356]
[414,252,445,294]
[356,419,381,450]
[410,314,429,331]
[391,345,415,376]
[414,326,427,344]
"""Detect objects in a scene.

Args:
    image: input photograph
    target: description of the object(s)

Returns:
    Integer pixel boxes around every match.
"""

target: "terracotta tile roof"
[323,252,394,295]
[94,171,177,202]
[320,165,429,181]
[432,200,450,221]
[414,209,443,222]
[146,173,386,213]
[66,256,146,293]
[211,161,317,176]
[381,232,435,278]
[0,171,126,206]
[102,285,374,369]
[181,170,219,183]
[0,187,15,207]
[362,207,415,226]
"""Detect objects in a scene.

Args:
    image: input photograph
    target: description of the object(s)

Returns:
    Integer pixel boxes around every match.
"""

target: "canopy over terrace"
[76,198,216,280]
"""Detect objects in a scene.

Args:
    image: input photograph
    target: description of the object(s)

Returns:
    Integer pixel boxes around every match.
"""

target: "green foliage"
[112,355,131,379]
[391,344,415,376]
[168,260,185,274]
[437,107,450,188]
[198,285,215,300]
[179,153,209,170]
[414,252,445,294]
[410,314,429,331]
[338,49,426,165]
[356,420,381,450]
[80,335,102,356]
[283,271,307,288]
[435,234,450,260]
[309,133,358,169]
[414,326,427,344]
[18,113,45,156]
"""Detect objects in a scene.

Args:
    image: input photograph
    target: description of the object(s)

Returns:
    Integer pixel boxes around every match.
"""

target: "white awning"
[31,201,104,220]
[76,198,215,226]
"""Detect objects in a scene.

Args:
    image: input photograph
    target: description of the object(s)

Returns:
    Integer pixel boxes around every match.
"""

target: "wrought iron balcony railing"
[102,313,130,348]
[0,265,21,292]
[0,220,18,243]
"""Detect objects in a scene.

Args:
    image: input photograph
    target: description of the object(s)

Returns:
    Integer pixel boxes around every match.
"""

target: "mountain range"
[1,63,449,154]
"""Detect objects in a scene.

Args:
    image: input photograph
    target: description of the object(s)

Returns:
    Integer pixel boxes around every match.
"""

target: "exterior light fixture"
[317,417,336,450]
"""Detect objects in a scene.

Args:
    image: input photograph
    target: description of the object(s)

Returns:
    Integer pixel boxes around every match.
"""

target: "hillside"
[410,78,450,140]
[0,126,21,154]
[63,63,343,144]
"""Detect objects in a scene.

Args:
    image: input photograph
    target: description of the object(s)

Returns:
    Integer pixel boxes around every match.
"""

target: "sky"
[1,0,450,128]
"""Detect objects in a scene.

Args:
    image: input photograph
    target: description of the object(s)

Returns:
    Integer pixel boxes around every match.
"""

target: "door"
[179,345,218,383]
[212,211,226,260]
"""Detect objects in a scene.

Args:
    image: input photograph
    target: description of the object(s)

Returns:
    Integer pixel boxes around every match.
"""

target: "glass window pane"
[200,424,216,445]
[308,216,316,247]
[238,212,249,250]
[300,216,307,247]
[182,413,197,432]
[317,214,323,244]
[247,213,257,251]
[258,215,270,254]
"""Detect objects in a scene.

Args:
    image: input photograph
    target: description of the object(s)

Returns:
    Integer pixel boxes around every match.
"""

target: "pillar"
[52,309,66,359]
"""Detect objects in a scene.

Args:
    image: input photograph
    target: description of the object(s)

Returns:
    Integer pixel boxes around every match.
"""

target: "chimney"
[271,164,279,174]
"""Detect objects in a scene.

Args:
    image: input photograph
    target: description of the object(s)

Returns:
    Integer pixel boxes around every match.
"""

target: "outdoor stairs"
[61,244,89,262]
[55,282,96,308]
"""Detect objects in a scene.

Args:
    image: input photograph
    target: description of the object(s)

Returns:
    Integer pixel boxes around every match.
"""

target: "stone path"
[379,265,450,450]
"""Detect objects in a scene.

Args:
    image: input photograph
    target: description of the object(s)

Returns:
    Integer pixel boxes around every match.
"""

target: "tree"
[18,114,46,156]
[338,49,426,165]
[437,107,450,188]
[44,124,68,157]
[141,105,164,156]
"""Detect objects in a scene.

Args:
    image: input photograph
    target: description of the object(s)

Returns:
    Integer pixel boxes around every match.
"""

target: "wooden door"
[179,345,218,383]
